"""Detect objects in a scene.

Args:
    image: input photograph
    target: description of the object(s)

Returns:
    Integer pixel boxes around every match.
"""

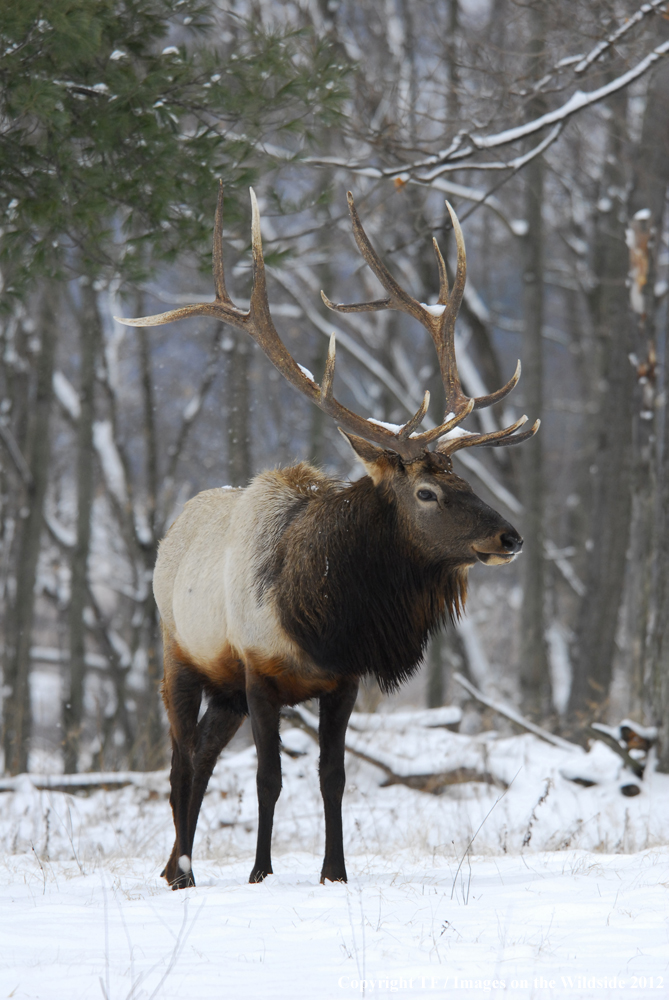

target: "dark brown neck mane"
[270,475,468,691]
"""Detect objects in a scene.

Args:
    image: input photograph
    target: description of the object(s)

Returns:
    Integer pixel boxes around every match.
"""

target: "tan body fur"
[155,467,340,707]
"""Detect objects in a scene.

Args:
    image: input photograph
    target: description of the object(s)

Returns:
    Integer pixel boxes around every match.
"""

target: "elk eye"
[417,489,438,502]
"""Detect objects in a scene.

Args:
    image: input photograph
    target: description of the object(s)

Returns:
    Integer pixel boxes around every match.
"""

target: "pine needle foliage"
[0,0,350,297]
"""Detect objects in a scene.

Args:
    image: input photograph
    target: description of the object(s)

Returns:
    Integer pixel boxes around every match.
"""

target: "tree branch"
[0,423,34,487]
[453,673,580,753]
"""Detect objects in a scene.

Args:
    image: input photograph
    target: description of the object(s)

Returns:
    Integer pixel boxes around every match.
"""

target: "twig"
[522,778,553,848]
[31,842,47,895]
[453,673,579,753]
[147,899,206,1000]
[0,423,33,487]
[450,767,521,902]
[0,772,160,793]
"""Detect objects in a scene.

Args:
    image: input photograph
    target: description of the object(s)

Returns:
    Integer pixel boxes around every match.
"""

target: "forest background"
[1,0,668,778]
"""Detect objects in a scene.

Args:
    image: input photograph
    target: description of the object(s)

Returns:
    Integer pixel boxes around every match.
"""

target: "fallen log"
[0,771,169,794]
[281,705,506,794]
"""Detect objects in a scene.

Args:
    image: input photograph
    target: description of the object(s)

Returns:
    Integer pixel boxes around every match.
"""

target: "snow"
[298,363,316,382]
[367,417,403,433]
[470,40,669,152]
[420,303,446,317]
[2,715,669,998]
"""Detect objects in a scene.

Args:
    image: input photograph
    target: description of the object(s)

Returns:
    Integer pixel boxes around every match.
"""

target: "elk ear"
[339,429,398,484]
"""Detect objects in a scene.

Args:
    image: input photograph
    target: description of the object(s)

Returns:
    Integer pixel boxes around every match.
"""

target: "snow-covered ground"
[2,715,669,998]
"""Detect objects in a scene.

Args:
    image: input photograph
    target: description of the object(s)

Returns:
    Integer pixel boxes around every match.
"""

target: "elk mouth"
[472,548,518,565]
[472,532,523,565]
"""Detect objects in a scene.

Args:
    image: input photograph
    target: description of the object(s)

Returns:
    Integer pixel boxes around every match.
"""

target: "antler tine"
[320,289,391,314]
[212,180,233,304]
[398,391,430,440]
[115,184,246,330]
[437,415,541,456]
[473,359,521,410]
[482,418,541,448]
[320,333,337,402]
[443,201,466,318]
[114,302,237,327]
[430,201,468,416]
[432,237,449,304]
[245,188,322,404]
[317,332,432,457]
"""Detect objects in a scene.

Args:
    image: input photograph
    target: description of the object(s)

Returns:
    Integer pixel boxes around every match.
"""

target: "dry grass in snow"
[1,716,669,998]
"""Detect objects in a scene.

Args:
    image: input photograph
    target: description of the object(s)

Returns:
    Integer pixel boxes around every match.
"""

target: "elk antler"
[115,184,538,461]
[322,193,539,456]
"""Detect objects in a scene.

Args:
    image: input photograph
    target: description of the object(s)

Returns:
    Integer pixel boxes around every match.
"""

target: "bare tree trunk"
[63,283,101,772]
[426,634,445,708]
[226,329,252,487]
[3,287,58,774]
[651,301,669,769]
[627,33,669,761]
[519,0,549,719]
[568,90,634,731]
[136,318,164,769]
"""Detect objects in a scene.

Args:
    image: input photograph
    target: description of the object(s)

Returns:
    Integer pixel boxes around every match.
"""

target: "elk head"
[343,432,523,572]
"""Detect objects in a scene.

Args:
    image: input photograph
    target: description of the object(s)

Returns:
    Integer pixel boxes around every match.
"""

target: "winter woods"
[1,0,669,776]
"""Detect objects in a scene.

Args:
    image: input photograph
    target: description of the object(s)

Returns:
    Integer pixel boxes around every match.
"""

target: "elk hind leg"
[162,665,202,889]
[319,678,358,883]
[180,692,246,875]
[246,674,282,883]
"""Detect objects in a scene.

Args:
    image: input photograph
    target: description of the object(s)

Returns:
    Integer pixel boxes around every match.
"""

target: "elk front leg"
[318,678,359,883]
[246,674,282,883]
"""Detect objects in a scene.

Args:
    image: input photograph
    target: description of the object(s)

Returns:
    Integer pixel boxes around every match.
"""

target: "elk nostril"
[500,532,523,553]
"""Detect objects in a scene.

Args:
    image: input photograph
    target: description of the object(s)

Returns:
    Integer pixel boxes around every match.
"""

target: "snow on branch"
[454,39,669,156]
[418,124,564,182]
[313,38,669,193]
[574,0,668,76]
[520,1,667,96]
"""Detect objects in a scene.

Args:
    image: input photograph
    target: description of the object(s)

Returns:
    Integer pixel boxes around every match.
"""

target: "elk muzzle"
[472,529,523,565]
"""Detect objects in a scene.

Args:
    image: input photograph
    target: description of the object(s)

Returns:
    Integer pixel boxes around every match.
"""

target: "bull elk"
[118,186,538,889]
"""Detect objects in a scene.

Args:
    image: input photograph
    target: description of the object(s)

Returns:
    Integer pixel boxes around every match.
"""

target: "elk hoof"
[320,867,347,884]
[249,867,272,883]
[170,870,196,890]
